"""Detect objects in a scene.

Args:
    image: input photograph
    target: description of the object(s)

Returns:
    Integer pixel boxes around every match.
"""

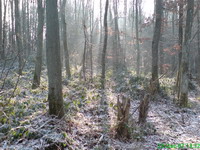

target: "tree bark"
[179,0,194,107]
[46,0,64,118]
[101,0,109,89]
[32,0,44,89]
[176,1,183,99]
[14,0,23,75]
[0,0,3,60]
[197,1,200,80]
[2,0,7,60]
[151,0,163,92]
[136,0,140,76]
[61,0,71,79]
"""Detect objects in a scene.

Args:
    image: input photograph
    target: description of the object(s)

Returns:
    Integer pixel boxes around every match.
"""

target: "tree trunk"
[46,0,64,118]
[176,1,183,99]
[139,94,150,124]
[14,0,23,75]
[179,0,194,107]
[197,1,200,80]
[113,0,121,70]
[136,0,140,76]
[2,0,7,60]
[116,94,130,139]
[101,0,109,89]
[32,0,44,89]
[82,21,87,81]
[10,0,15,51]
[123,0,127,64]
[61,0,71,79]
[26,0,31,56]
[151,0,163,92]
[0,0,2,60]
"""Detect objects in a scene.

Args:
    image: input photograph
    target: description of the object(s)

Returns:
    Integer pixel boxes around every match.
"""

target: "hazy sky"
[93,0,155,19]
[142,0,154,17]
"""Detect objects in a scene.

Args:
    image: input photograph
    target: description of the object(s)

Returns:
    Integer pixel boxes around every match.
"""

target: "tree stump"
[139,94,150,124]
[116,94,130,139]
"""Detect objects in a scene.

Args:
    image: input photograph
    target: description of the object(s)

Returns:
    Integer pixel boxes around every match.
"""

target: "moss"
[180,93,188,107]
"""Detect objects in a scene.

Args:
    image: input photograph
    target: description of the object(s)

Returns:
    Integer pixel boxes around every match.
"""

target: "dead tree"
[116,94,131,139]
[139,94,150,124]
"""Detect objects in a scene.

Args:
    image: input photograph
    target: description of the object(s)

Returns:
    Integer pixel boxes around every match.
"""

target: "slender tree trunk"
[82,21,87,81]
[179,0,194,107]
[61,0,71,79]
[32,0,44,89]
[197,1,200,80]
[113,0,121,70]
[159,34,164,74]
[177,1,183,99]
[26,0,31,56]
[0,0,2,60]
[98,0,102,71]
[10,0,15,51]
[151,0,163,92]
[46,0,64,118]
[2,0,7,60]
[123,0,127,64]
[14,0,23,75]
[136,0,140,76]
[89,7,94,80]
[101,0,109,89]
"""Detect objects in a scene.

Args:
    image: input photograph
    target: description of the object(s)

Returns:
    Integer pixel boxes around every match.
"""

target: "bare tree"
[0,0,2,59]
[176,0,184,99]
[179,0,194,107]
[136,0,140,76]
[197,1,200,80]
[46,0,64,118]
[61,0,71,79]
[14,0,23,75]
[151,0,163,92]
[101,0,109,89]
[32,0,44,89]
[2,0,8,60]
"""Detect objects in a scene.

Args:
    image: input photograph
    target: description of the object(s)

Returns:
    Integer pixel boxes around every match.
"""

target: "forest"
[0,0,200,149]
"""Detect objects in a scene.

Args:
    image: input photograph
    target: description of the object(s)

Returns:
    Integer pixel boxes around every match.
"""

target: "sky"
[142,0,154,17]
[93,0,155,19]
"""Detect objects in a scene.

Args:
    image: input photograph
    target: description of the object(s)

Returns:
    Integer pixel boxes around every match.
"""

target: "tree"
[32,0,44,89]
[2,0,7,60]
[0,0,2,59]
[176,0,184,99]
[101,0,109,89]
[136,0,140,76]
[46,0,64,118]
[179,0,194,107]
[14,0,23,75]
[151,0,163,92]
[197,1,200,80]
[61,0,71,79]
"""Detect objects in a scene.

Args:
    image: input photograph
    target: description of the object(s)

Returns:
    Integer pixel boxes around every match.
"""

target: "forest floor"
[0,63,200,150]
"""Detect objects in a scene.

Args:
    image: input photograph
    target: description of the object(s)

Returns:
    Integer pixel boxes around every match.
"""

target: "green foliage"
[9,127,27,141]
[26,129,43,140]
